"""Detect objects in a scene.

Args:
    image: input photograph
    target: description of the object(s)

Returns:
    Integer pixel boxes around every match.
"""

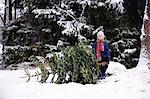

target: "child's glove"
[98,61,107,66]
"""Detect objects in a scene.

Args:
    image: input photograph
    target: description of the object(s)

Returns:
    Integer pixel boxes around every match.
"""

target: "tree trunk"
[142,0,150,59]
[4,0,12,25]
[138,0,150,68]
[14,0,16,20]
[4,0,7,26]
[9,0,12,21]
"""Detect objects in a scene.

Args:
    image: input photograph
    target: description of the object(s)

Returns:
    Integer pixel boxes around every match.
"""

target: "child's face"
[97,34,104,41]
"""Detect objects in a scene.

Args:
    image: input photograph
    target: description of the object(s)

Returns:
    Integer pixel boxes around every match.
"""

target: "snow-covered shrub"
[110,28,140,68]
[105,0,124,13]
[4,46,33,66]
[3,17,37,46]
[30,0,122,42]
[3,42,58,67]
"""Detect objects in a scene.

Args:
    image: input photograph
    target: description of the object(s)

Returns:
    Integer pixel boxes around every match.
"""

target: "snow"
[57,40,64,47]
[77,0,105,7]
[4,46,30,50]
[42,28,51,33]
[141,4,148,40]
[32,9,57,18]
[35,56,45,64]
[143,0,148,21]
[106,0,124,13]
[56,40,69,48]
[92,26,104,35]
[106,0,123,4]
[0,0,4,26]
[124,48,137,54]
[143,13,149,20]
[61,2,68,9]
[45,44,57,51]
[0,43,2,54]
[58,20,92,37]
[0,0,4,14]
[106,61,127,75]
[45,53,53,59]
[137,46,150,69]
[0,61,150,99]
[140,0,148,40]
[77,0,92,6]
[78,34,87,41]
[46,52,64,60]
[98,2,105,7]
[139,0,150,69]
[141,24,146,40]
[32,9,57,15]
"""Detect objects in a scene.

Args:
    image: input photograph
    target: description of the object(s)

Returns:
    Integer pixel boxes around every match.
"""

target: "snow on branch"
[0,0,5,26]
[32,3,92,40]
[32,9,58,18]
[124,48,137,54]
[77,0,105,7]
[76,0,124,13]
[32,9,57,15]
[92,26,104,35]
[105,0,124,13]
[59,20,93,38]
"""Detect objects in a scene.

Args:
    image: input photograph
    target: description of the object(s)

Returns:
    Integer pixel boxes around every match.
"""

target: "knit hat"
[97,31,105,39]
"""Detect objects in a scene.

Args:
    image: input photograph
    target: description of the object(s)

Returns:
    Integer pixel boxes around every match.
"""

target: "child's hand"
[101,62,107,66]
[98,62,107,66]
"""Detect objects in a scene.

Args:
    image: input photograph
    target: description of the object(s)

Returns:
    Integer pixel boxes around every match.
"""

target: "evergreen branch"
[50,3,77,22]
[50,2,81,36]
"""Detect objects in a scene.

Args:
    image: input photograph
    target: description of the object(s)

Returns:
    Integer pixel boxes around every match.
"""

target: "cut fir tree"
[23,42,100,84]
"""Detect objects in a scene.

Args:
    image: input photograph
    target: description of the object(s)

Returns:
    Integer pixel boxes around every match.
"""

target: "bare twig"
[20,68,42,82]
[20,68,52,82]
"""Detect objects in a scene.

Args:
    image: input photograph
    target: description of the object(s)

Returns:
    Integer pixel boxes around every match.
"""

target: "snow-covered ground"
[0,61,150,99]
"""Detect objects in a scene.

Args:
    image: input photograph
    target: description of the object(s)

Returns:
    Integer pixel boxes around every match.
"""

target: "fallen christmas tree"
[23,42,100,84]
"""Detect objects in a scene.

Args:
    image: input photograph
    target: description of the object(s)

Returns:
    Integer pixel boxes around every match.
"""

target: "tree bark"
[4,0,7,26]
[9,0,12,21]
[138,0,150,68]
[14,0,16,20]
[4,0,12,25]
[142,0,150,59]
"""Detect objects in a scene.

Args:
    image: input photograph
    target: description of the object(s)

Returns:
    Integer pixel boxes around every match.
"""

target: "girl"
[92,31,110,79]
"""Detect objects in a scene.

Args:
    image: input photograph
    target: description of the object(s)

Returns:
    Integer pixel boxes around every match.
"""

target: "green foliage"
[4,46,34,66]
[24,42,100,84]
[35,60,50,83]
[50,42,100,84]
